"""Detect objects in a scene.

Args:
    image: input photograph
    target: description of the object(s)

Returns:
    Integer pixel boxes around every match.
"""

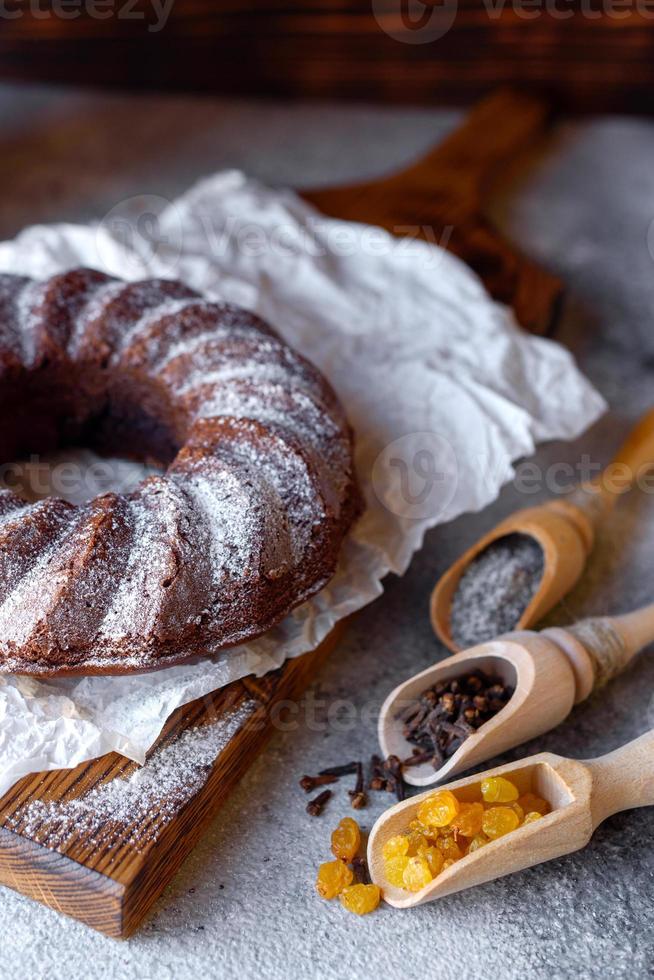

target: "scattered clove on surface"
[348,761,368,810]
[398,669,513,771]
[306,789,333,816]
[384,755,405,801]
[299,773,338,793]
[302,760,367,813]
[352,856,370,885]
[368,754,395,794]
[319,762,359,777]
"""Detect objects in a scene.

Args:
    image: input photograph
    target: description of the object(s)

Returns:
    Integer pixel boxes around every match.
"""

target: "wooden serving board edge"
[0,622,345,939]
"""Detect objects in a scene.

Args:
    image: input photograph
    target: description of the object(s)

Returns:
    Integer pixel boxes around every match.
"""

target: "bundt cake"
[0,268,361,675]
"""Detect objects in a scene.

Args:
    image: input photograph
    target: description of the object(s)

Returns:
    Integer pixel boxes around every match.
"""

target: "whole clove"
[384,754,405,802]
[306,789,333,816]
[398,669,513,771]
[401,748,433,768]
[319,761,359,777]
[352,856,370,885]
[348,761,368,810]
[368,754,396,794]
[369,775,391,792]
[299,773,338,793]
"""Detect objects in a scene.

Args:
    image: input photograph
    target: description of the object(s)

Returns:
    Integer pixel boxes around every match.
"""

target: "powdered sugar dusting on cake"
[146,322,265,373]
[0,268,359,674]
[110,297,202,359]
[174,467,259,584]
[175,359,294,396]
[14,280,46,367]
[68,278,123,355]
[98,478,190,641]
[74,278,199,360]
[0,498,78,644]
[4,699,258,853]
[193,380,346,486]
[121,300,276,371]
[0,545,69,647]
[0,489,29,524]
[164,333,319,396]
[0,275,30,364]
[10,269,113,363]
[220,420,322,560]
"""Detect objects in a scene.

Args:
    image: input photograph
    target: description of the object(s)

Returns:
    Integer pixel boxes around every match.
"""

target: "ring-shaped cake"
[0,269,362,675]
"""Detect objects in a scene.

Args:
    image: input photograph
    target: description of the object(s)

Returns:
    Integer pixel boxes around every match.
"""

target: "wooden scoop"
[431,407,654,652]
[368,727,654,908]
[380,602,654,788]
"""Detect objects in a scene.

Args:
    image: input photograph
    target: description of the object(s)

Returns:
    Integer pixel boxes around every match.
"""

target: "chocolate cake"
[0,268,362,675]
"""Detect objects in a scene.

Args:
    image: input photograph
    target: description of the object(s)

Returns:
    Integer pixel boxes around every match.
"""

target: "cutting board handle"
[400,88,552,194]
[302,88,562,336]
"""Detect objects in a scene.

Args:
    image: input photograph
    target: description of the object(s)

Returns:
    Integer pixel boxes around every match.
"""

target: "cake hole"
[0,449,161,506]
[0,362,182,505]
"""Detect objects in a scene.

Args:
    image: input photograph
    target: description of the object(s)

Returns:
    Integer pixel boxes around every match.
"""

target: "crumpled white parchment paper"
[0,171,605,796]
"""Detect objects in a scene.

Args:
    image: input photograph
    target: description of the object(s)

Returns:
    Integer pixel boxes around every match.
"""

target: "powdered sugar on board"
[5,700,258,854]
[0,171,605,798]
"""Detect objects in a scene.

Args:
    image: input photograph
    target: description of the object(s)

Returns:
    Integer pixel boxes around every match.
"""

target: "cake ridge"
[68,278,124,356]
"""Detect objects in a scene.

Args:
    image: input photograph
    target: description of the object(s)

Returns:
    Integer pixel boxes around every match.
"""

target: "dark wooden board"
[0,1,652,113]
[0,89,560,938]
[0,625,345,938]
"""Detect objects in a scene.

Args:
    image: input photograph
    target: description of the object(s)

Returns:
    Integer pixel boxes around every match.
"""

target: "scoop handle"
[594,407,654,512]
[587,729,654,828]
[560,603,654,695]
[566,407,654,529]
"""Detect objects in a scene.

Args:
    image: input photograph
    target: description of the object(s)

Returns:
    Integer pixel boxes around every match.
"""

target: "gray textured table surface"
[0,84,653,980]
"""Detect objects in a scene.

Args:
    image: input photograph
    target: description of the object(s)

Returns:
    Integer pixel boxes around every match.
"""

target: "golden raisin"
[409,818,432,834]
[382,834,410,861]
[518,792,550,815]
[331,817,361,862]
[436,833,463,861]
[451,802,484,838]
[509,802,524,823]
[387,782,553,894]
[481,776,519,803]
[417,790,460,828]
[316,859,354,899]
[467,834,489,853]
[482,806,520,839]
[409,819,439,844]
[402,855,433,892]
[406,830,430,855]
[339,883,381,916]
[423,846,445,877]
[384,854,410,888]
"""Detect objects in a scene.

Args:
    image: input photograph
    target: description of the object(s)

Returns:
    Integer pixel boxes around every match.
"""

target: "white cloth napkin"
[0,172,605,796]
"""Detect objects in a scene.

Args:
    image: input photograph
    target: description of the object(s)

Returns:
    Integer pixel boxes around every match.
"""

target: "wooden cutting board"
[0,89,561,939]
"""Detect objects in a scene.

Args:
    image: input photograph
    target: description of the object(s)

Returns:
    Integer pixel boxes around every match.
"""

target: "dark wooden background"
[0,0,653,111]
